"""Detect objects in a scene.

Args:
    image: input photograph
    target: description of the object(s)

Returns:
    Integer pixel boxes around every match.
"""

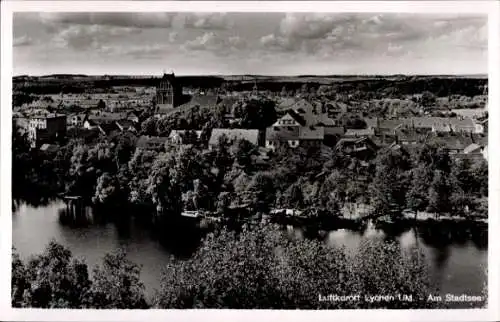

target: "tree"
[369,150,410,216]
[153,223,437,309]
[97,99,106,110]
[470,159,488,197]
[141,117,157,136]
[111,132,137,167]
[427,170,452,216]
[92,172,122,206]
[406,165,433,215]
[451,158,474,194]
[245,172,276,213]
[280,86,287,97]
[87,249,149,309]
[232,139,257,172]
[12,241,91,308]
[283,183,304,209]
[216,191,232,214]
[240,99,277,129]
[414,143,451,173]
[421,91,436,107]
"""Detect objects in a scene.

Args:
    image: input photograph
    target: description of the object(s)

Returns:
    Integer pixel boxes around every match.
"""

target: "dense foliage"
[153,223,439,309]
[12,242,148,308]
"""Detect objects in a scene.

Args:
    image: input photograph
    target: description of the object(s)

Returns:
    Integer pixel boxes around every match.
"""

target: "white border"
[1,1,499,321]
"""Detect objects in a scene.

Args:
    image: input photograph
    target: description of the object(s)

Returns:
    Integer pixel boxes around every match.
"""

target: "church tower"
[251,80,258,97]
[156,73,177,108]
[156,72,181,112]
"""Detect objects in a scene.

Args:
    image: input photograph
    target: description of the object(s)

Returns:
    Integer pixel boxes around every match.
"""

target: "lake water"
[12,201,488,307]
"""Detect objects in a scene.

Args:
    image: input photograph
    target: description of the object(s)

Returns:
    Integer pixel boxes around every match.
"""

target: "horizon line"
[13,73,489,77]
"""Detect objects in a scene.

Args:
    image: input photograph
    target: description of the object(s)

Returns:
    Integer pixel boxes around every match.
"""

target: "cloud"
[183,13,230,30]
[259,13,487,61]
[183,32,223,51]
[182,32,246,55]
[227,36,247,49]
[169,31,178,42]
[101,44,170,59]
[14,35,33,47]
[280,13,353,40]
[39,12,175,29]
[53,25,141,50]
[429,24,487,50]
[259,33,296,52]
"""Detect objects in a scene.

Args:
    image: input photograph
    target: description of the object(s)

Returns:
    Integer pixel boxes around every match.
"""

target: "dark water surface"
[12,201,487,305]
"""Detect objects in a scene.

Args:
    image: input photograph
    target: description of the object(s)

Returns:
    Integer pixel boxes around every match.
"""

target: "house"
[276,97,298,113]
[324,126,345,136]
[115,120,138,133]
[408,117,445,132]
[168,130,202,145]
[136,135,169,151]
[39,143,59,153]
[474,119,487,134]
[126,110,141,123]
[265,125,324,150]
[364,117,379,129]
[383,142,410,157]
[97,122,120,136]
[266,99,340,151]
[394,129,422,145]
[28,113,67,147]
[70,113,87,128]
[427,134,473,155]
[266,111,322,151]
[83,119,98,130]
[325,101,348,119]
[377,119,406,134]
[462,143,488,161]
[83,112,127,129]
[449,118,476,133]
[431,123,451,133]
[208,129,260,149]
[335,137,378,159]
[463,143,483,155]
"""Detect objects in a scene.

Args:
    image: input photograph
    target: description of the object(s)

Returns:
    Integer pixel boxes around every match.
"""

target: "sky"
[12,12,488,76]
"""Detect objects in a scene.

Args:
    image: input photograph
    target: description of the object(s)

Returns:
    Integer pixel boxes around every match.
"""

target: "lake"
[12,201,488,307]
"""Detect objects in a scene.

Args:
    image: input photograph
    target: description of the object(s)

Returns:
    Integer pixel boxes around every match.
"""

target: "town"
[13,73,488,222]
[11,72,489,309]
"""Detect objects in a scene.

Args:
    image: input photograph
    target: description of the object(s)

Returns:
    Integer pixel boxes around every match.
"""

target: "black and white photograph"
[1,1,499,320]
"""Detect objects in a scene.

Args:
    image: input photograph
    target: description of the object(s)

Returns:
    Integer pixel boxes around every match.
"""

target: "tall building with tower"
[155,72,182,115]
[28,114,67,148]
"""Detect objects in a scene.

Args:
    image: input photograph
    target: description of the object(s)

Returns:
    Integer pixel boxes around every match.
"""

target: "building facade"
[155,73,182,114]
[28,114,67,147]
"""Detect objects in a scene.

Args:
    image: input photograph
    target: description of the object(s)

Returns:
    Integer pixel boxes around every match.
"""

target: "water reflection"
[12,199,488,303]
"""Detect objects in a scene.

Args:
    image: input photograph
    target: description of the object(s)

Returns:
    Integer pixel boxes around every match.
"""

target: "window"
[288,140,299,148]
